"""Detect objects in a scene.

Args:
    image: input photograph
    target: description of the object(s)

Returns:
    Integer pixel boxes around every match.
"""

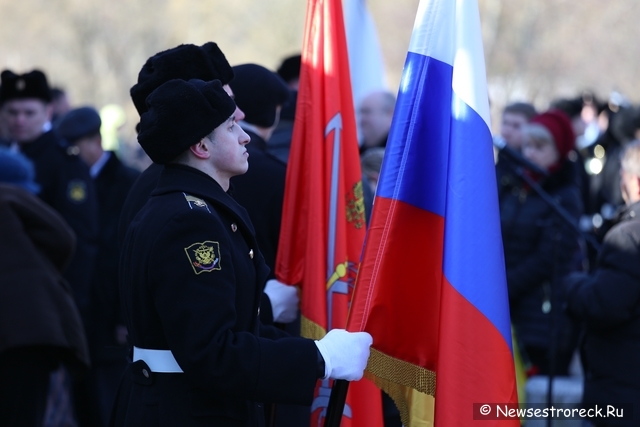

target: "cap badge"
[67,180,87,203]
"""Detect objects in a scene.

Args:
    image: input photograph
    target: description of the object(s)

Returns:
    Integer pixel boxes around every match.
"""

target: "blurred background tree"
[1,0,638,164]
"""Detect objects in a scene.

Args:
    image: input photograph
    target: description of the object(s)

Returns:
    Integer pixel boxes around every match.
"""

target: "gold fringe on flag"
[301,315,327,341]
[365,347,436,426]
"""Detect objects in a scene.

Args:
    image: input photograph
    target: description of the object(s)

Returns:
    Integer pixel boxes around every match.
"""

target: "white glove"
[314,329,372,381]
[264,279,299,323]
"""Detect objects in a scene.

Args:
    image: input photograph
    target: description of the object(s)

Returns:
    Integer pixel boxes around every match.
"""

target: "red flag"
[276,0,383,425]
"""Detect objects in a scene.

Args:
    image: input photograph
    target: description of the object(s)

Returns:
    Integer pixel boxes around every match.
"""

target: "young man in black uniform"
[117,42,241,247]
[118,43,297,327]
[112,78,372,426]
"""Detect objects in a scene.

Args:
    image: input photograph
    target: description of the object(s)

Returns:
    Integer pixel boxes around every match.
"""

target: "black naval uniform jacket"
[117,162,278,324]
[90,152,140,364]
[116,164,318,426]
[20,130,99,321]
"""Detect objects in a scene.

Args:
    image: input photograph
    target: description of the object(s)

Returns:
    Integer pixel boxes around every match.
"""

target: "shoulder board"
[183,192,211,213]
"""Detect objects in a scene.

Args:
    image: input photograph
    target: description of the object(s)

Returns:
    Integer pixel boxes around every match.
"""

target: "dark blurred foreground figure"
[57,106,140,426]
[565,140,640,427]
[111,78,372,426]
[499,110,584,377]
[0,69,98,326]
[0,149,89,427]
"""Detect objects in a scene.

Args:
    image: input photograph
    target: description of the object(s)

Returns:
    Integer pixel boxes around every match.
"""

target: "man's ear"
[189,138,210,160]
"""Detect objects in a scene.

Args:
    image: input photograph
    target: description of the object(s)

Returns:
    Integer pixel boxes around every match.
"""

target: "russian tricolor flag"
[347,0,520,425]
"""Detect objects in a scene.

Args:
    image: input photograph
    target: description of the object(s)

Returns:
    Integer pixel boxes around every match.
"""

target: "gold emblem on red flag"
[346,181,365,229]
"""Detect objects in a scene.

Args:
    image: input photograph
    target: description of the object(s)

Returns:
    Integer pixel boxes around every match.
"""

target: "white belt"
[133,346,184,373]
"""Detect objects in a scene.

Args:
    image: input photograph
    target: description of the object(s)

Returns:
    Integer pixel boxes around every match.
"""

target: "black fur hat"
[200,42,234,85]
[276,54,301,85]
[130,42,234,116]
[0,70,51,103]
[231,64,290,128]
[137,79,236,164]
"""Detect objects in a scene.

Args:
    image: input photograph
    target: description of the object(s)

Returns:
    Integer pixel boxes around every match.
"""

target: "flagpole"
[323,380,350,427]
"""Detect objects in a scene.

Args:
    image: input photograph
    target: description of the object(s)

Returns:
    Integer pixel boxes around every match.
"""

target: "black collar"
[154,163,256,236]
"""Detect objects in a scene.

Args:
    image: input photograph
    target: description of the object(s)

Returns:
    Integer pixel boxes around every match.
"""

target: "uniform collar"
[154,163,256,235]
[90,151,111,178]
[19,130,56,157]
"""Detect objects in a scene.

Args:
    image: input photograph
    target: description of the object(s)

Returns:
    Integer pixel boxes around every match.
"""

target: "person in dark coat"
[229,63,304,427]
[57,106,141,426]
[111,78,372,427]
[0,69,98,325]
[229,63,288,275]
[499,110,584,376]
[0,149,90,427]
[494,102,538,202]
[564,140,640,427]
[268,54,300,164]
[358,90,395,155]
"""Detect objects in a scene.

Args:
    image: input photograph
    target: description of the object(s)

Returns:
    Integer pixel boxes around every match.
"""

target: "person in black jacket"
[499,110,584,377]
[268,54,300,165]
[564,140,640,427]
[229,62,305,427]
[228,63,288,275]
[57,106,141,426]
[228,63,299,318]
[111,78,372,427]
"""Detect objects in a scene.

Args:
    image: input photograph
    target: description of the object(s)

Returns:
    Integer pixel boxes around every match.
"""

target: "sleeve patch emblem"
[184,241,221,274]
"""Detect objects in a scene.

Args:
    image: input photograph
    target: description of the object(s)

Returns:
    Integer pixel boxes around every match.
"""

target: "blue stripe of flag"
[376,50,512,349]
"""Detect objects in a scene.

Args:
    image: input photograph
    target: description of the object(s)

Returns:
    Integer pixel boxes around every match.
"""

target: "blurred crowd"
[1,45,639,427]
